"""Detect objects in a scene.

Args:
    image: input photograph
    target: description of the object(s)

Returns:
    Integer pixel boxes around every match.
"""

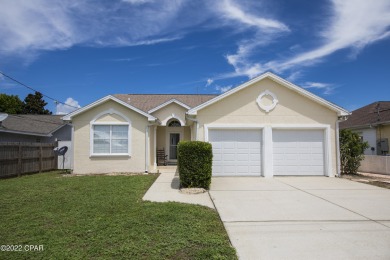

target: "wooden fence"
[0,142,57,178]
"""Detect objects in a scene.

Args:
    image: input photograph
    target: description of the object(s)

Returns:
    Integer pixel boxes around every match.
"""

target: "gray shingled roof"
[0,114,66,136]
[113,94,218,112]
[340,101,390,129]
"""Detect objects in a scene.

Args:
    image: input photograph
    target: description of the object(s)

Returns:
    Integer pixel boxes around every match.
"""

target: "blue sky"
[0,0,390,114]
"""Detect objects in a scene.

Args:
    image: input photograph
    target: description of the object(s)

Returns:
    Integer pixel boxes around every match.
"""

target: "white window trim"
[90,109,132,157]
[161,114,185,126]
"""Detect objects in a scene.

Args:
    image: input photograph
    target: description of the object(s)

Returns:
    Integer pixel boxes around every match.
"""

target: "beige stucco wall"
[196,78,339,176]
[151,103,187,126]
[156,126,166,150]
[184,126,191,141]
[72,100,149,174]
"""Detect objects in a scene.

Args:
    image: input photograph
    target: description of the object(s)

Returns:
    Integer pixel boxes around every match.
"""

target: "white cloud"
[218,0,390,85]
[0,74,18,89]
[218,0,289,79]
[254,0,390,74]
[122,0,155,5]
[286,71,303,82]
[56,97,81,115]
[301,82,336,95]
[218,0,289,31]
[225,39,267,78]
[0,0,196,60]
[215,85,233,93]
[205,78,214,87]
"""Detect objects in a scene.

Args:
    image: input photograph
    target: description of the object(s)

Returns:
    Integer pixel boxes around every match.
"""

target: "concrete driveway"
[209,177,390,260]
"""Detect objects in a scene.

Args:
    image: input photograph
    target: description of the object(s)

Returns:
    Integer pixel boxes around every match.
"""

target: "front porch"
[149,117,194,172]
[156,121,191,165]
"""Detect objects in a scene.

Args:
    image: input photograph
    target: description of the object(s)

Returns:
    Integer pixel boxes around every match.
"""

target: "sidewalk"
[142,169,214,209]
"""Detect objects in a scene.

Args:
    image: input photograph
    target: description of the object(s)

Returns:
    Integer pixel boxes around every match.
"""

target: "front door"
[169,133,180,160]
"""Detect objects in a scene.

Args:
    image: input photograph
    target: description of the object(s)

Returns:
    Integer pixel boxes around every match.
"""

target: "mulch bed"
[342,172,390,189]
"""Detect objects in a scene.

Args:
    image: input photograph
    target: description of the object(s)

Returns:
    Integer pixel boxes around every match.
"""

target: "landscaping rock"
[179,188,207,194]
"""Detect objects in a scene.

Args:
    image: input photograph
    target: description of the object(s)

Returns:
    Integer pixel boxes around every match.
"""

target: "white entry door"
[273,129,325,175]
[209,129,262,176]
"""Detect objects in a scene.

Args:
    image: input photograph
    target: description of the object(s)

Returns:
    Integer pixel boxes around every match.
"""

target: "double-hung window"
[93,125,129,155]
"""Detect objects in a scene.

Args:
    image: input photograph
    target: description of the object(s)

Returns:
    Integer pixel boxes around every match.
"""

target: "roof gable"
[62,95,156,121]
[148,99,191,113]
[187,72,349,116]
[113,94,217,113]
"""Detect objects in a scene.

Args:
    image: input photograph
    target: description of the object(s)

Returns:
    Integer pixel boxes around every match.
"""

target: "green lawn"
[0,172,236,259]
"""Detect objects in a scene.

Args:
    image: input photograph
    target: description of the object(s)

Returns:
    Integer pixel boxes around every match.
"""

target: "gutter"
[0,128,52,137]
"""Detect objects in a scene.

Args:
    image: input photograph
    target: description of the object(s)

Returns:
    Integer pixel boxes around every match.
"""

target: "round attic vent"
[256,90,278,113]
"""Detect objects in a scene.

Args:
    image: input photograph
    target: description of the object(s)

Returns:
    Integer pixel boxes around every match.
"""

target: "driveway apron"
[209,177,390,260]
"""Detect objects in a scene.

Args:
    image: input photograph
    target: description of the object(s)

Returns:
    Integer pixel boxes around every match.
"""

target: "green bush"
[178,141,213,189]
[340,129,369,175]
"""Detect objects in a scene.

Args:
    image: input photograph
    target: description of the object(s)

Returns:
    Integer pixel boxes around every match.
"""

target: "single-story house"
[63,72,349,177]
[340,101,390,155]
[0,114,71,143]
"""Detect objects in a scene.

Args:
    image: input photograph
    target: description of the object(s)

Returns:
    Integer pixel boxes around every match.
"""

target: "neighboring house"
[0,114,71,143]
[63,72,349,177]
[340,101,390,155]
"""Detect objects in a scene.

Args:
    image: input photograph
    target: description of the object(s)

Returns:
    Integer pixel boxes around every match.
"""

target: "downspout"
[336,116,348,177]
[71,124,74,172]
[145,125,149,173]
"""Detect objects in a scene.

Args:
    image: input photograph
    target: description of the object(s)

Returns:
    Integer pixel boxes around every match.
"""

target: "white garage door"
[209,129,262,176]
[273,130,325,176]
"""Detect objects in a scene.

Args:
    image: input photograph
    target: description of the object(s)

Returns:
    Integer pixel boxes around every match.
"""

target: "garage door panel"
[273,130,325,176]
[237,148,249,154]
[236,142,248,148]
[237,154,248,161]
[236,166,249,173]
[223,166,235,174]
[223,142,235,149]
[222,154,235,161]
[210,129,262,176]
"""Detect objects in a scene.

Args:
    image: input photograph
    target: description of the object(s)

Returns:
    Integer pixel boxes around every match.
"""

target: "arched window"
[90,109,131,156]
[168,119,181,127]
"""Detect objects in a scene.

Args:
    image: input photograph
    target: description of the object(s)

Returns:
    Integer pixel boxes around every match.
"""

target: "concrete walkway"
[142,168,214,209]
[210,177,390,260]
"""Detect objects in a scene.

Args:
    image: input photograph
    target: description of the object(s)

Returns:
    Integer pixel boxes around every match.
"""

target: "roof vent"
[127,97,131,102]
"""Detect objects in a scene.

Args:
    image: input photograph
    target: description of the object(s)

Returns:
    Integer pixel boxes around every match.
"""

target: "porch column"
[153,126,157,170]
[145,125,150,173]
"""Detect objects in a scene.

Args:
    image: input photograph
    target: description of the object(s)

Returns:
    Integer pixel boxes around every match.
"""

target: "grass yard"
[0,172,237,259]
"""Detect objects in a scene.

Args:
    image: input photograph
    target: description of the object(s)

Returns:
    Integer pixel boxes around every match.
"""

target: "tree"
[23,91,52,114]
[340,129,369,175]
[0,93,24,114]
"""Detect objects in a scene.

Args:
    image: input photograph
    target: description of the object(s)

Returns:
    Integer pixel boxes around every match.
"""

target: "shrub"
[178,141,213,189]
[340,129,369,175]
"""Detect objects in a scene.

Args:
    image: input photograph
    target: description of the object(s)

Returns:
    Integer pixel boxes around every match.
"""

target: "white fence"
[359,155,390,175]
